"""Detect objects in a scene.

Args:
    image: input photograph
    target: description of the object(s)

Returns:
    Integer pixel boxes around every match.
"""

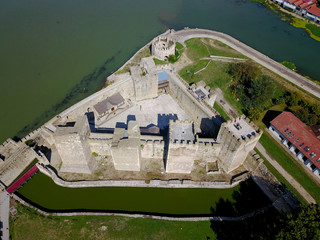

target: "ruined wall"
[111,139,141,171]
[169,80,209,126]
[140,140,165,159]
[88,139,112,156]
[166,141,220,173]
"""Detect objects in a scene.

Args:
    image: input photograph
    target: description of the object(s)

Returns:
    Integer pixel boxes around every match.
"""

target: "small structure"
[93,92,125,117]
[269,111,320,179]
[191,81,216,107]
[157,71,170,90]
[151,34,175,61]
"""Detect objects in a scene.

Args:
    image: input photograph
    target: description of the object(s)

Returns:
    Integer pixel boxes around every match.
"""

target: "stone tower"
[54,115,94,174]
[166,120,196,173]
[110,121,141,171]
[217,115,262,173]
[151,35,175,61]
[131,57,158,101]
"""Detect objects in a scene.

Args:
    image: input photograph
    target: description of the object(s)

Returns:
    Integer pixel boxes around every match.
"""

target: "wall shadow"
[157,113,178,130]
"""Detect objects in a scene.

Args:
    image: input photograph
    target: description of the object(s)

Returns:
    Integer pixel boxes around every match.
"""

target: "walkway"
[7,165,38,194]
[256,143,316,204]
[0,191,9,240]
[172,29,320,99]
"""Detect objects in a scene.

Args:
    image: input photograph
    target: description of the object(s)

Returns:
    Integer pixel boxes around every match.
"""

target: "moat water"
[1,0,318,213]
[17,173,270,215]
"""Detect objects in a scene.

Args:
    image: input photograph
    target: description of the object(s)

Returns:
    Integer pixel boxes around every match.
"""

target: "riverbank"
[252,0,320,42]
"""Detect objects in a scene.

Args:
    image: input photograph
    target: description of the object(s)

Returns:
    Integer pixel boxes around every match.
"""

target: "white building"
[269,111,320,179]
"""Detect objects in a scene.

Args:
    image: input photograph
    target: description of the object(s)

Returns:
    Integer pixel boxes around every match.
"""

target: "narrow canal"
[17,173,271,216]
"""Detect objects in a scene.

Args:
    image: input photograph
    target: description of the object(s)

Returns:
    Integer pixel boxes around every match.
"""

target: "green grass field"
[213,102,230,121]
[10,204,216,240]
[259,133,320,204]
[179,60,243,114]
[184,38,246,61]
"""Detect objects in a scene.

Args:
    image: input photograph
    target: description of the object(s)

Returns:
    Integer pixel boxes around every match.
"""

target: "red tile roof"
[300,0,316,8]
[270,112,320,169]
[308,4,320,17]
[294,0,304,6]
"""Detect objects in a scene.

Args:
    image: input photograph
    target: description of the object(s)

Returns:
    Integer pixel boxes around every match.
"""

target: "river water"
[0,0,320,143]
[2,0,315,214]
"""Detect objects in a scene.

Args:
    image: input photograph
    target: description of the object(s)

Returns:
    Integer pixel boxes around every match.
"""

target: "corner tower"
[217,115,262,173]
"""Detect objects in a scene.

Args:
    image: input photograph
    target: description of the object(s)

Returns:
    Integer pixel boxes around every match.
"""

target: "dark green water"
[1,0,320,143]
[17,173,270,215]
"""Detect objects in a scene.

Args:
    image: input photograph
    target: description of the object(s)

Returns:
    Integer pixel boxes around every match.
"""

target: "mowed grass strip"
[184,38,246,61]
[10,204,216,240]
[213,102,230,121]
[259,133,320,204]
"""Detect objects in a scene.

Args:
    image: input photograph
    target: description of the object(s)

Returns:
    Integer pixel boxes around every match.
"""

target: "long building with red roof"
[269,111,320,179]
[272,0,320,23]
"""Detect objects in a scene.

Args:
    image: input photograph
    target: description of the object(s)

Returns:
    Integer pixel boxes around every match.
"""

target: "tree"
[229,62,259,85]
[276,205,320,240]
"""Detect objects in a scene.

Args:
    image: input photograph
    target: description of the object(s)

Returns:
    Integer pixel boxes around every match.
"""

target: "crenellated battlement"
[151,34,176,61]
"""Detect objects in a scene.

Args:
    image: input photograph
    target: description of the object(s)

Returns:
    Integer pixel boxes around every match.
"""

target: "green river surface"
[1,0,318,214]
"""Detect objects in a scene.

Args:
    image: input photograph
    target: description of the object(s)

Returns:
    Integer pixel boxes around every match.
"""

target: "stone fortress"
[0,30,262,186]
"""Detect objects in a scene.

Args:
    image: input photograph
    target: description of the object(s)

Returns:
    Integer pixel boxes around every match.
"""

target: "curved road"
[172,29,320,99]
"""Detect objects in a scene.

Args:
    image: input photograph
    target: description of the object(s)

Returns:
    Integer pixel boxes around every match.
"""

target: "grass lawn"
[213,102,230,121]
[179,60,243,114]
[10,203,216,240]
[259,132,320,204]
[184,38,246,61]
[153,58,167,65]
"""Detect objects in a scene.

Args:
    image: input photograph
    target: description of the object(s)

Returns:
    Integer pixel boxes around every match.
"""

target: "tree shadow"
[209,176,301,239]
[262,110,282,127]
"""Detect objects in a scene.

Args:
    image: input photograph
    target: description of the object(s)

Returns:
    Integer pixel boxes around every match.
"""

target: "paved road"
[172,29,320,99]
[256,143,316,204]
[0,191,10,240]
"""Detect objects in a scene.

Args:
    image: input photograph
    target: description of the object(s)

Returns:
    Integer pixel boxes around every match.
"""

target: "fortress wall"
[169,79,209,126]
[140,140,165,159]
[111,144,141,171]
[62,77,135,120]
[88,139,113,156]
[166,142,199,173]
